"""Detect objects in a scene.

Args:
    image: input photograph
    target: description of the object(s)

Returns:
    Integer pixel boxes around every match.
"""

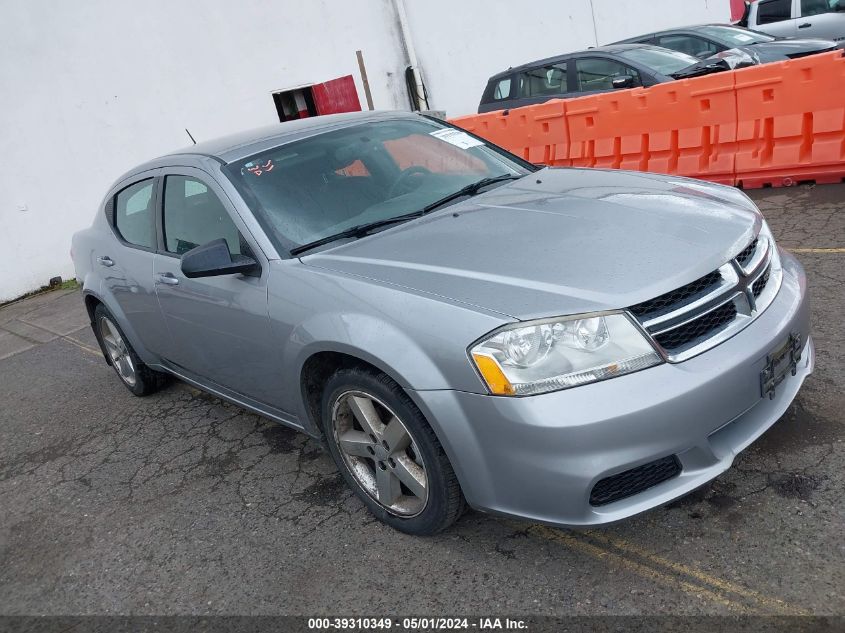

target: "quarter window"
[491,78,512,100]
[163,176,243,256]
[114,179,155,249]
[574,58,641,92]
[758,0,793,23]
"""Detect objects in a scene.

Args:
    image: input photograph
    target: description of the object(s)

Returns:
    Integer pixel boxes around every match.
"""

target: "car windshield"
[224,117,530,253]
[617,47,700,75]
[697,25,776,45]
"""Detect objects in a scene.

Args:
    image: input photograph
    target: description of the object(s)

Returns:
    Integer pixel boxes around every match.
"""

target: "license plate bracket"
[760,331,802,400]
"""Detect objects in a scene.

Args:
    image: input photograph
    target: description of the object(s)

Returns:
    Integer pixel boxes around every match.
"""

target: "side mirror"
[180,238,259,278]
[612,75,635,89]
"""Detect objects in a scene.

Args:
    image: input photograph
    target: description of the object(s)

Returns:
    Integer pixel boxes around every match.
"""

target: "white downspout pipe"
[393,0,429,110]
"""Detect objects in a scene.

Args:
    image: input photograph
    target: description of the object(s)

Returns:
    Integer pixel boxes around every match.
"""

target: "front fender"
[290,312,453,392]
[269,260,512,433]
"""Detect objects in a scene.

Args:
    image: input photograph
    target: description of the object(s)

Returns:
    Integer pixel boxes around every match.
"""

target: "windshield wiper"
[670,60,731,79]
[290,211,424,256]
[289,173,522,256]
[419,174,522,215]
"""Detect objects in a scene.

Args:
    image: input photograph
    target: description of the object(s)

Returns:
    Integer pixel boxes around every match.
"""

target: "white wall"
[591,0,729,44]
[0,0,730,302]
[0,0,409,302]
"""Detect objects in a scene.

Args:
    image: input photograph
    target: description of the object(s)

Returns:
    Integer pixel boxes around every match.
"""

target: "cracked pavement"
[0,183,843,616]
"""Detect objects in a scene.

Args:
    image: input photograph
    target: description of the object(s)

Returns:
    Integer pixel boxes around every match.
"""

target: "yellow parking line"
[525,525,749,613]
[583,531,809,616]
[787,248,845,253]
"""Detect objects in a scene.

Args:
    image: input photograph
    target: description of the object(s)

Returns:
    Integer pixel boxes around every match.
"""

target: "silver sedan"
[72,111,813,534]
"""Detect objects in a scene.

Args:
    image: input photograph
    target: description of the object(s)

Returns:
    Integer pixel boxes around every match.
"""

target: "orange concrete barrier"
[450,51,845,189]
[565,73,736,184]
[452,99,569,165]
[734,51,845,188]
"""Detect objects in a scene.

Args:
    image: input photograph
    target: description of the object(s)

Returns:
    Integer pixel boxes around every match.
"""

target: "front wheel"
[322,368,465,535]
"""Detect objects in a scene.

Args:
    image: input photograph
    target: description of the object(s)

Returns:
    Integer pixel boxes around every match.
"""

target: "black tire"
[93,304,168,397]
[322,367,465,535]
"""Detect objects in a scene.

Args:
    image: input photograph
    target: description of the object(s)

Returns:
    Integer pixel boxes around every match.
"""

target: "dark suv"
[478,44,712,113]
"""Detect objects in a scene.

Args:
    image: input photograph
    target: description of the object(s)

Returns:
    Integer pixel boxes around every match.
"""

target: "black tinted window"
[801,0,832,16]
[114,179,155,249]
[518,64,567,97]
[163,176,242,256]
[758,0,793,23]
[574,58,640,92]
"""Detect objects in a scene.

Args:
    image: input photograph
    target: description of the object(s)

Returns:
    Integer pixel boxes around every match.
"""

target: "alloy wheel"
[331,390,429,516]
[99,316,137,387]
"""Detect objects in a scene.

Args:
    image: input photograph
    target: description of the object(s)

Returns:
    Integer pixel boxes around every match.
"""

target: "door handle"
[155,272,180,286]
[97,256,114,267]
[798,22,812,28]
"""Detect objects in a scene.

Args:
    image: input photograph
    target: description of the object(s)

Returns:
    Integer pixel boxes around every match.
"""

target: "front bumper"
[411,252,813,527]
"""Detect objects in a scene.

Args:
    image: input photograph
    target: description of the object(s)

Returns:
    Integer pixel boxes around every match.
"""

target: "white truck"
[739,0,845,41]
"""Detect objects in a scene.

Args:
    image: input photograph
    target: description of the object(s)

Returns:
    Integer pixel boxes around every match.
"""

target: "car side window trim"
[107,174,160,254]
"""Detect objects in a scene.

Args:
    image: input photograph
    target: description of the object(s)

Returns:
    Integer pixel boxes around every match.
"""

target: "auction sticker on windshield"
[430,128,485,149]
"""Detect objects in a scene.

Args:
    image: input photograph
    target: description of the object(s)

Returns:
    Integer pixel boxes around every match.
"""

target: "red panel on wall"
[312,75,362,115]
[730,0,747,21]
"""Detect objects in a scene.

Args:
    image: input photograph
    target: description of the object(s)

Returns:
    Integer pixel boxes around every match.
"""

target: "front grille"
[589,455,681,506]
[629,270,723,318]
[626,233,779,361]
[752,265,771,299]
[735,238,758,268]
[654,301,738,352]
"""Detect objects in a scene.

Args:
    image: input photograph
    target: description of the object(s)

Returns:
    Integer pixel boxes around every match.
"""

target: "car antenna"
[185,128,197,145]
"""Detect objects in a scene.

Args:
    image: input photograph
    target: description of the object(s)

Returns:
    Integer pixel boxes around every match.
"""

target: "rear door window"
[758,0,794,23]
[114,179,155,249]
[518,63,567,97]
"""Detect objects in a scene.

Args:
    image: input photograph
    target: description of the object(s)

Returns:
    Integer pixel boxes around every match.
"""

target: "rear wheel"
[322,367,465,535]
[94,304,167,396]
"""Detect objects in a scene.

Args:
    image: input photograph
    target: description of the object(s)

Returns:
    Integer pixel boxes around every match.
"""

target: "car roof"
[116,110,418,183]
[613,23,743,43]
[488,43,655,80]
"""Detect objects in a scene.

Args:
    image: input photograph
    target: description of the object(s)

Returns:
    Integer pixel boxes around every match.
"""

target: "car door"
[755,0,800,37]
[797,0,845,40]
[570,56,643,97]
[100,171,171,356]
[152,167,283,407]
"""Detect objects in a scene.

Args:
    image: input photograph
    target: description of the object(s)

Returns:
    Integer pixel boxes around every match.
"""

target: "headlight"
[470,313,663,396]
[758,219,782,271]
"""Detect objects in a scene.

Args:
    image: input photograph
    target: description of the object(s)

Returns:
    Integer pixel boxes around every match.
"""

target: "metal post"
[356,50,375,110]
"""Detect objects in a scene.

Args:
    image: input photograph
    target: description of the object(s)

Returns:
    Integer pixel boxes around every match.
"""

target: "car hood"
[745,38,839,62]
[301,168,761,320]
